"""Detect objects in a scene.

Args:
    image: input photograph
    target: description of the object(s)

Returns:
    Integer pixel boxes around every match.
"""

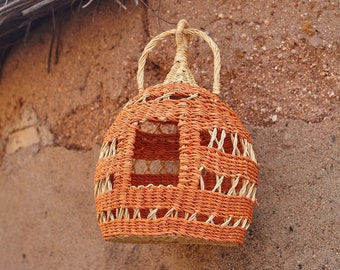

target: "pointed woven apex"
[163,20,198,86]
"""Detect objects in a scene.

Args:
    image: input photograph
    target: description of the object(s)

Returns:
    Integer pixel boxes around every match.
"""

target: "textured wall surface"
[0,1,339,269]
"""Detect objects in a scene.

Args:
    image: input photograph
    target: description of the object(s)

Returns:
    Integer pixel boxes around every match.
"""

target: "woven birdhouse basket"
[94,20,258,246]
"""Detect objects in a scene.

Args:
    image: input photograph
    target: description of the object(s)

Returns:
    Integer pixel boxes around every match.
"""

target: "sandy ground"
[0,1,339,269]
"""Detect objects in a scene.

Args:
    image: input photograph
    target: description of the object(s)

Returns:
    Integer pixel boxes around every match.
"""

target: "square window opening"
[199,168,233,193]
[200,129,244,155]
[131,120,180,187]
[95,174,115,197]
[199,168,248,195]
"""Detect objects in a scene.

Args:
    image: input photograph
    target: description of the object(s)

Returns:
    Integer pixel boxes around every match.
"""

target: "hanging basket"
[94,19,258,246]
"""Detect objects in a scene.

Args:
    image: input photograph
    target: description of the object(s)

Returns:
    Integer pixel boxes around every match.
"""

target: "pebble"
[270,114,278,122]
[6,127,40,154]
[4,107,54,154]
[276,106,282,112]
[309,35,324,48]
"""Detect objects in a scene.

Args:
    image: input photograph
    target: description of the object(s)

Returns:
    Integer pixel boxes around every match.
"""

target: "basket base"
[107,234,239,246]
[99,218,246,246]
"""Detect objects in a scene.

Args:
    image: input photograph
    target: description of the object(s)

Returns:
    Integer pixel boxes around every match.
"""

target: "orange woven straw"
[94,19,258,246]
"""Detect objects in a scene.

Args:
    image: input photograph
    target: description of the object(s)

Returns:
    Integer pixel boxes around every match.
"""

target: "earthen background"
[0,1,339,269]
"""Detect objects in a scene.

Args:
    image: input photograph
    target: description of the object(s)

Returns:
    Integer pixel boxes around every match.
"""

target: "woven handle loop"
[137,19,221,95]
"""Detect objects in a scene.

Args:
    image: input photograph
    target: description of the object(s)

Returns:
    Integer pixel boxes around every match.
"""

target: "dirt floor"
[0,0,339,269]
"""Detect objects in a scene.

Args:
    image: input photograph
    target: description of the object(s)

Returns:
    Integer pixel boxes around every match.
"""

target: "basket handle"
[137,19,221,95]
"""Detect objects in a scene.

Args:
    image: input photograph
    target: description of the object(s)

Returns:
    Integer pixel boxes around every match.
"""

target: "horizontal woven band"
[96,186,254,221]
[94,148,257,185]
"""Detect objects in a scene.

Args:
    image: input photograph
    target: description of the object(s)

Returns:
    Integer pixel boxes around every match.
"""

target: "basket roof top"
[109,83,252,142]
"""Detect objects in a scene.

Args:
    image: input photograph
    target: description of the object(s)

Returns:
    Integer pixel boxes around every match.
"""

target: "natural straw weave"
[94,19,258,246]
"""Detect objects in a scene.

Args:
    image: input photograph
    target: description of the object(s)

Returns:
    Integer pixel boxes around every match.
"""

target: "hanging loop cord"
[137,19,221,95]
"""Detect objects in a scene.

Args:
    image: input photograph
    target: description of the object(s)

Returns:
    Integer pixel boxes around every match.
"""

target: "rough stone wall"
[0,1,339,269]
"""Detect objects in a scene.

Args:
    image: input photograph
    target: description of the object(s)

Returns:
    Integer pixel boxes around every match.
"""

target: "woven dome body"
[94,20,258,246]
